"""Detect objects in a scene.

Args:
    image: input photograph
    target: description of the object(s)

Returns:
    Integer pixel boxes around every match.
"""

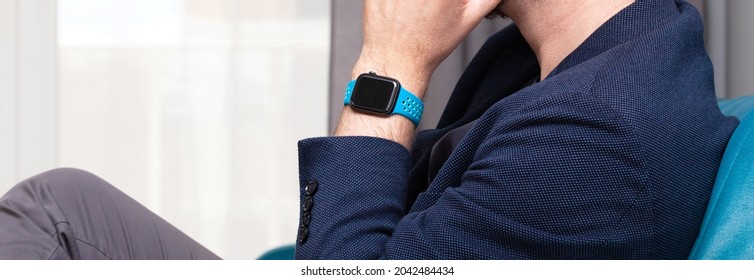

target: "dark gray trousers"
[0,168,221,259]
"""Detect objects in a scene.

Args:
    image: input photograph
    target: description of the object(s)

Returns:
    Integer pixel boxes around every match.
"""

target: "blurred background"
[1,0,329,259]
[0,0,752,259]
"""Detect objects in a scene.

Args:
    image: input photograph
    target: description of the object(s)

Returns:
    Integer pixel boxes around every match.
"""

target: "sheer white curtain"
[0,0,58,193]
[56,0,328,259]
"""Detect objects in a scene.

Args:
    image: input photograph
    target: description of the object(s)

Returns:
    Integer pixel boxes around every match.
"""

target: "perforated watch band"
[344,79,424,127]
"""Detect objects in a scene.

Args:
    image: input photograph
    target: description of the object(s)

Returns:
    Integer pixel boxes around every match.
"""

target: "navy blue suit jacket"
[296,0,739,259]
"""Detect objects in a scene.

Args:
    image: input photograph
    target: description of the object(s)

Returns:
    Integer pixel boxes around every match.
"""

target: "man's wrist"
[334,107,416,149]
[351,52,432,99]
[335,55,432,149]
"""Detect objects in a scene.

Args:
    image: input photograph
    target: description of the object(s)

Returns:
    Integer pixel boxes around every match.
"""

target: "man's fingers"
[465,0,503,19]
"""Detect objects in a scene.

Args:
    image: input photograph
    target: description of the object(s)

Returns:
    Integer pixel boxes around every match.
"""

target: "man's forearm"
[332,0,501,149]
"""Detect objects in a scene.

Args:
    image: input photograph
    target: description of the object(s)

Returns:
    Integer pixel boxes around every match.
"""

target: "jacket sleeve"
[295,92,650,259]
[296,136,412,259]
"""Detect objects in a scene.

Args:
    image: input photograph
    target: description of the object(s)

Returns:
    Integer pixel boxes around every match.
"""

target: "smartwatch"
[344,72,424,127]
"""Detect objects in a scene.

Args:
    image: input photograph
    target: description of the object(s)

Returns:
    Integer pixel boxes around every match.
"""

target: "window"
[58,0,330,259]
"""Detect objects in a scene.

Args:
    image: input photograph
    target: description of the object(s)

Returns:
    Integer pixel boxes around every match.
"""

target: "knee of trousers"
[9,168,116,202]
[0,168,117,259]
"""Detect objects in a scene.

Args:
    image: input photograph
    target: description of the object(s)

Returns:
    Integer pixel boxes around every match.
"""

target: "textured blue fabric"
[689,96,754,260]
[296,0,739,259]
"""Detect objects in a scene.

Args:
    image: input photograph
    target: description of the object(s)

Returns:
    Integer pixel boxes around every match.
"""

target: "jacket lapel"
[436,25,539,129]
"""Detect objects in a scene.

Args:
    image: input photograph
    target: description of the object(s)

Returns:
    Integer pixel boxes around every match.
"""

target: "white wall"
[0,0,17,190]
[0,0,58,193]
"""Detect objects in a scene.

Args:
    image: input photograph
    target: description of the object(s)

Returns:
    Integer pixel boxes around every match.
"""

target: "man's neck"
[502,0,636,80]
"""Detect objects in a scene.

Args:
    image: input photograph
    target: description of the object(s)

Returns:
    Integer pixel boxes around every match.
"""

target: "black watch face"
[350,75,400,115]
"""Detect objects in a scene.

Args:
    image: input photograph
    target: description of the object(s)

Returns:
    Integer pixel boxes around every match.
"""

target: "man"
[0,0,738,260]
[295,0,738,259]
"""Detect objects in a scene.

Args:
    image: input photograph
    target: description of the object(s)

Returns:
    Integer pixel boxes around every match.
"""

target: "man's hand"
[357,0,501,93]
[336,0,501,148]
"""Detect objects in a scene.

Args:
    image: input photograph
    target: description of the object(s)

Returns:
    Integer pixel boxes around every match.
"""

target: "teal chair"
[689,95,754,259]
[257,244,296,260]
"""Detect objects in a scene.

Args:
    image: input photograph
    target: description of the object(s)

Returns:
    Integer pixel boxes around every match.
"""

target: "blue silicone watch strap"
[344,80,356,106]
[394,86,423,126]
[344,79,423,127]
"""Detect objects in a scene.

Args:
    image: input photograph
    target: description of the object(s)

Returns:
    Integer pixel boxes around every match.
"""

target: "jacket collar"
[547,0,681,78]
[436,0,683,128]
